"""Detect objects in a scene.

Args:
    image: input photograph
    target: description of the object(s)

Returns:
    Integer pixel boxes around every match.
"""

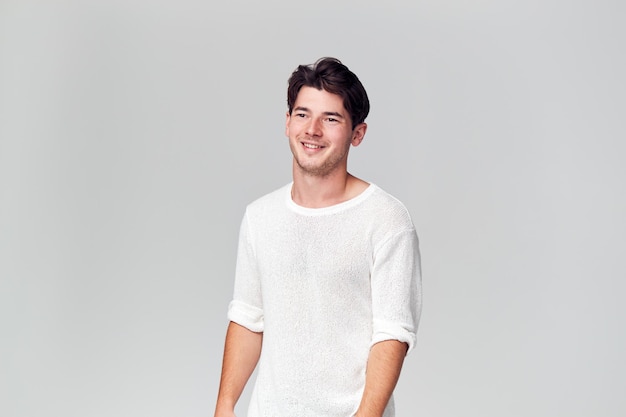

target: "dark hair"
[287,57,370,129]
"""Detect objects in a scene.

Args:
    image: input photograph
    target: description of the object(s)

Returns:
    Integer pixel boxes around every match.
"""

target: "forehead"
[294,86,346,113]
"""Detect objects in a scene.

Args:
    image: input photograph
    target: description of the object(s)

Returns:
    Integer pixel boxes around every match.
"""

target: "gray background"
[1,0,624,416]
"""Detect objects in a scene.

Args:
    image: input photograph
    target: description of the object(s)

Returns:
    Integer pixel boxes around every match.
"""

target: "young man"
[214,57,422,417]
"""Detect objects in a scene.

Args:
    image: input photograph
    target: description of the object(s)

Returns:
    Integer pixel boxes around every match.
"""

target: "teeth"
[304,143,321,149]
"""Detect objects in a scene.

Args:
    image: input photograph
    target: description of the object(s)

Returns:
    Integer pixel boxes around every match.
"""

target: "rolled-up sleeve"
[227,211,264,332]
[370,228,422,354]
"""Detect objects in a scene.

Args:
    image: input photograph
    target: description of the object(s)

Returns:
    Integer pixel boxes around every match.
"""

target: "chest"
[253,214,374,294]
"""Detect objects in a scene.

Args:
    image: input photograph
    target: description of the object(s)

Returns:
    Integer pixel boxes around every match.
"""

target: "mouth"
[301,142,325,150]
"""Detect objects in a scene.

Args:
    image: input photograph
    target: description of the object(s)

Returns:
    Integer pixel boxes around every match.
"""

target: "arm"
[214,321,263,417]
[354,340,408,417]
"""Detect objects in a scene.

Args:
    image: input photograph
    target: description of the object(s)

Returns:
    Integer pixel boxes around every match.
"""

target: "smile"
[302,142,324,149]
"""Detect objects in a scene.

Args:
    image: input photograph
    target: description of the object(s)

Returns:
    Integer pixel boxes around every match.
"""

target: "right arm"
[214,321,263,417]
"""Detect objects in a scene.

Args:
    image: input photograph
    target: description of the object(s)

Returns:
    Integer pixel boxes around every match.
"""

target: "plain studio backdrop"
[1,1,624,416]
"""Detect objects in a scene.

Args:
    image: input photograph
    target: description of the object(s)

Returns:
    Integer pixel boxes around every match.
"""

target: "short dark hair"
[287,57,370,129]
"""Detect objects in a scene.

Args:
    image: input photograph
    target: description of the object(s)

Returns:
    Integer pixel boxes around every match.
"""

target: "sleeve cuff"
[371,319,417,354]
[227,300,264,332]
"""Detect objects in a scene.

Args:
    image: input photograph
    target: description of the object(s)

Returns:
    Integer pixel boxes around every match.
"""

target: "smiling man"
[214,57,422,417]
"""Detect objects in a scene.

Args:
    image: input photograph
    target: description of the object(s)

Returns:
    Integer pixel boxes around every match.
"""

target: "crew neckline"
[285,182,377,216]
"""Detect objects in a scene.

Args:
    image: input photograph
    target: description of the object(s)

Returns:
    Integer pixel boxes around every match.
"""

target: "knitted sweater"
[228,182,422,417]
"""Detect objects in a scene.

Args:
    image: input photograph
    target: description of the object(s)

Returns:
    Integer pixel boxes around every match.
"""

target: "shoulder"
[244,182,291,217]
[366,184,415,231]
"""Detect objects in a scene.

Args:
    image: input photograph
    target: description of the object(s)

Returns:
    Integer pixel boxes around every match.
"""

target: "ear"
[351,123,367,147]
[285,111,291,137]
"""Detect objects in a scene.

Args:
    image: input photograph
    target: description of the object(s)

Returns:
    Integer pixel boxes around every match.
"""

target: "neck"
[291,160,368,208]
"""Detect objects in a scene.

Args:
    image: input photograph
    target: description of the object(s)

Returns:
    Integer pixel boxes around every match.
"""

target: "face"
[285,86,367,178]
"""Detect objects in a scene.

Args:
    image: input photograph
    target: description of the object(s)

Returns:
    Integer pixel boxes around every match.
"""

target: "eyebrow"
[293,106,345,119]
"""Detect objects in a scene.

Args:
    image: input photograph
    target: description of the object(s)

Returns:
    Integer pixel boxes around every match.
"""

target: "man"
[214,57,422,417]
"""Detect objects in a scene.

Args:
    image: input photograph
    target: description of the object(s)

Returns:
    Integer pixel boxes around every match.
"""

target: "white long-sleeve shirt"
[228,182,422,417]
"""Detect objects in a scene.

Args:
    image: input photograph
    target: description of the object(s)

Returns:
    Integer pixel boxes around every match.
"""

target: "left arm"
[354,340,408,417]
[359,221,421,417]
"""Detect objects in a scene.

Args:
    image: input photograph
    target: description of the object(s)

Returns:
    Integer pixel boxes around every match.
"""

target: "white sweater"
[228,183,422,417]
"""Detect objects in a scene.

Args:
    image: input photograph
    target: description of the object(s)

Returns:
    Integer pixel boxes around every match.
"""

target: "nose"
[305,118,322,137]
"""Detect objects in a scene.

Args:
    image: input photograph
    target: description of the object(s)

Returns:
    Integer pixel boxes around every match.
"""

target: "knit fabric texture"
[228,182,422,417]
